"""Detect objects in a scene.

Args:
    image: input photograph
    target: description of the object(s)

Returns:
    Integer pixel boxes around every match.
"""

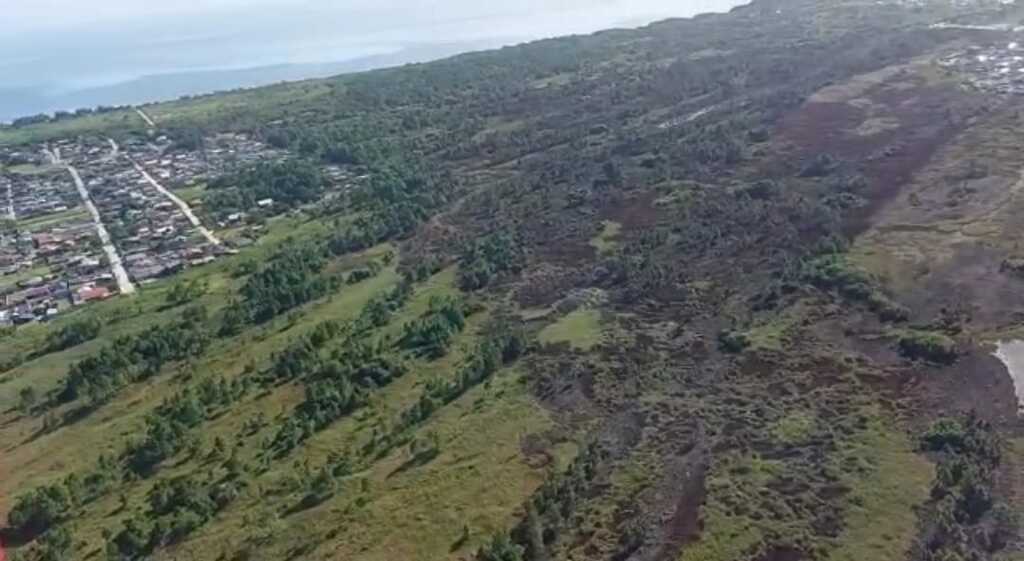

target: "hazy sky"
[8,0,744,34]
[1,0,747,120]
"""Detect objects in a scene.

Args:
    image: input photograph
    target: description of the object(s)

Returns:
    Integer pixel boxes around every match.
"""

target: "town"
[0,130,300,327]
[939,40,1024,95]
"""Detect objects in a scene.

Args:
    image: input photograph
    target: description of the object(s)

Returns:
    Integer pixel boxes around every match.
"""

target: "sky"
[1,0,747,120]
[7,1,743,34]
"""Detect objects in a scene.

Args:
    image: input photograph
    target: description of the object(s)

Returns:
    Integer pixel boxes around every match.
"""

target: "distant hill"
[0,39,516,122]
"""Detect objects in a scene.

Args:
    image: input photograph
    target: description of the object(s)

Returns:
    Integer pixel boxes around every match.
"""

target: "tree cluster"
[269,344,406,456]
[223,241,333,330]
[399,295,467,358]
[457,232,525,291]
[45,317,102,354]
[107,474,241,560]
[126,378,248,477]
[205,159,326,216]
[916,413,1009,561]
[58,313,211,406]
[366,329,525,456]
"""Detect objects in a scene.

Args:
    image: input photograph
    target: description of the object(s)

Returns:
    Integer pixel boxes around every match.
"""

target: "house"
[256,198,274,208]
[76,286,111,304]
[19,276,44,288]
[23,286,51,301]
[32,233,55,247]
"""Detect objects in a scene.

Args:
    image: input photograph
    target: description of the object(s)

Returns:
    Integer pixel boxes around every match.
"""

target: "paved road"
[45,146,137,295]
[124,151,221,246]
[105,138,119,159]
[4,180,14,221]
[3,177,14,223]
[135,108,156,128]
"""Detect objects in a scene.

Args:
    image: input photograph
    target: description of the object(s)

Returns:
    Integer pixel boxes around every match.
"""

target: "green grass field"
[538,308,603,350]
[17,207,90,231]
[0,110,144,146]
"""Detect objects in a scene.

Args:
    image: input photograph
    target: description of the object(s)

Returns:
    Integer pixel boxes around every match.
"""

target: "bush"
[166,279,209,307]
[866,292,909,323]
[803,255,908,322]
[898,331,957,364]
[46,317,102,353]
[457,232,524,291]
[922,418,966,452]
[917,413,1003,558]
[7,484,72,537]
[718,329,750,353]
[798,153,839,178]
[37,525,74,561]
[476,533,523,561]
[399,296,467,358]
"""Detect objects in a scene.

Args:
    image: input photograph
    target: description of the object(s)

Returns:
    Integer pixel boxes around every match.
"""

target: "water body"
[1,0,748,122]
[993,340,1024,413]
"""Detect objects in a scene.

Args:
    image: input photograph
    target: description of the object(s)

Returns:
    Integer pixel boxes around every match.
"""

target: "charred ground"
[2,1,1024,561]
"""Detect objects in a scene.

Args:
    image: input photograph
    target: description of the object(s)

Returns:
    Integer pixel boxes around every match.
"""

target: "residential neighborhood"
[0,127,366,327]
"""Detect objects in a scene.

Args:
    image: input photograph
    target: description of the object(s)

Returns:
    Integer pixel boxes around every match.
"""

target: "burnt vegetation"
[5,1,1024,560]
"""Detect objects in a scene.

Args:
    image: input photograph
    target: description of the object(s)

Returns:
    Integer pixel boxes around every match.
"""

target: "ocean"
[0,0,747,122]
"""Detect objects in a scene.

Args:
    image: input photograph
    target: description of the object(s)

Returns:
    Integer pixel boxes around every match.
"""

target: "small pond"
[993,340,1024,413]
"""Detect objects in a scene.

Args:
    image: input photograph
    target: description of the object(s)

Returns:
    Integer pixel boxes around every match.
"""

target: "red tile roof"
[79,286,112,302]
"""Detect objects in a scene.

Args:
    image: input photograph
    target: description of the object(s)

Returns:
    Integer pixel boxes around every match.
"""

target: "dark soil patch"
[755,546,804,561]
[906,347,1018,430]
[647,448,710,561]
[907,245,1024,331]
[776,77,987,237]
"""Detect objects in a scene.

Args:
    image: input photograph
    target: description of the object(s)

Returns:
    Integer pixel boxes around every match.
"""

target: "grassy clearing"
[539,308,603,351]
[0,110,143,146]
[172,183,206,204]
[0,263,51,291]
[590,220,622,254]
[743,322,788,352]
[771,412,815,445]
[313,370,557,561]
[827,420,934,561]
[6,163,61,176]
[18,207,89,231]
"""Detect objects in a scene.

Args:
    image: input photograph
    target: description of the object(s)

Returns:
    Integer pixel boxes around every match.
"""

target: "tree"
[37,525,74,561]
[8,484,72,537]
[520,504,546,561]
[46,318,102,353]
[301,468,336,508]
[18,386,37,414]
[476,533,523,561]
[166,280,209,307]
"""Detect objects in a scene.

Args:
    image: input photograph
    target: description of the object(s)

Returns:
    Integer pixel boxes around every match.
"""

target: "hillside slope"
[2,1,1024,561]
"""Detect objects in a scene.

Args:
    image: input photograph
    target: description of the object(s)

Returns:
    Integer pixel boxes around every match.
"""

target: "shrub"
[7,484,72,537]
[922,418,966,452]
[46,317,102,353]
[718,330,750,353]
[898,331,957,364]
[476,533,523,561]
